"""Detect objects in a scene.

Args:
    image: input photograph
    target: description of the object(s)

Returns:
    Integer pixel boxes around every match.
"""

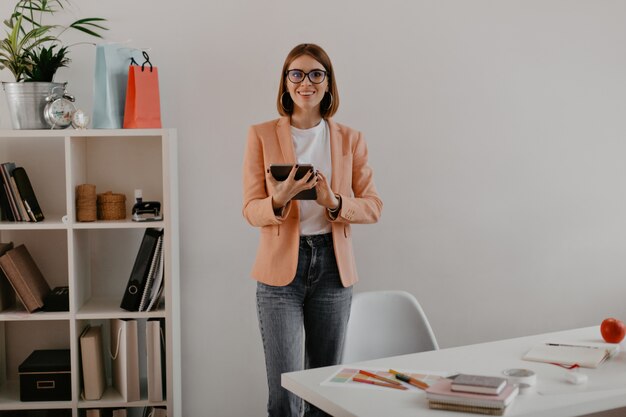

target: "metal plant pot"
[2,82,65,129]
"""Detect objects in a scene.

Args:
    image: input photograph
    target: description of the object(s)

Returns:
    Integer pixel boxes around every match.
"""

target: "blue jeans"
[257,233,353,417]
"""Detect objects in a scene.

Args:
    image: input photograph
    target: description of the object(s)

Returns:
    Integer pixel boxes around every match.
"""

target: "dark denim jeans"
[257,233,352,417]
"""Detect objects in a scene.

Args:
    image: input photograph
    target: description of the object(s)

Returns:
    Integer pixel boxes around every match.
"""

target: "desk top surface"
[282,326,626,417]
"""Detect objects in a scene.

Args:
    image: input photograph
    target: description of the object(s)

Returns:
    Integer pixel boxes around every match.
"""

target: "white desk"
[282,326,626,417]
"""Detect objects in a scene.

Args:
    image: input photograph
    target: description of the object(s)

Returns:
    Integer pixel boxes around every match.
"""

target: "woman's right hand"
[266,165,317,209]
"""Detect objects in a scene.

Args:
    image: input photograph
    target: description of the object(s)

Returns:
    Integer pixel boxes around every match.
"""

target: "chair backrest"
[341,290,439,364]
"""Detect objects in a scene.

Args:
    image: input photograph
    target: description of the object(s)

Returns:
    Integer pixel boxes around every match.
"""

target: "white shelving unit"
[0,129,180,417]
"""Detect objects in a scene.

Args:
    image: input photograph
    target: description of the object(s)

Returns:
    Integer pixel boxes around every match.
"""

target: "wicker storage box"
[97,192,126,220]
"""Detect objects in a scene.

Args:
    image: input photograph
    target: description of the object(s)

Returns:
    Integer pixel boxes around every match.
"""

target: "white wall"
[2,1,626,416]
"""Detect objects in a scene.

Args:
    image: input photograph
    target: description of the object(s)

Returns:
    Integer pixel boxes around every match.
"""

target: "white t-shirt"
[291,119,332,236]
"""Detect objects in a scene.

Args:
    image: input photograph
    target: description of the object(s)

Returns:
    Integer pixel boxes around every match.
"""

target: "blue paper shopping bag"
[92,44,143,128]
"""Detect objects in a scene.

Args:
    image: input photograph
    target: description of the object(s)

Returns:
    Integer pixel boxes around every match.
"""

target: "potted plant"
[0,0,106,129]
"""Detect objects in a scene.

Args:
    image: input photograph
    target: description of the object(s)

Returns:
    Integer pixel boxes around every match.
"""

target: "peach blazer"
[242,117,383,287]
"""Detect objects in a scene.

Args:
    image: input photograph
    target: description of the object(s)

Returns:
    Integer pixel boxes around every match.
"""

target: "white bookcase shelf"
[0,129,180,417]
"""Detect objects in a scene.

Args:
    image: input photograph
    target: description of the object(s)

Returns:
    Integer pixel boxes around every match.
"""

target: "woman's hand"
[315,171,339,210]
[266,165,317,209]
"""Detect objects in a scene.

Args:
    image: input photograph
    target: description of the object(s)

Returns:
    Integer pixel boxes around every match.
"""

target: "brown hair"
[276,43,339,118]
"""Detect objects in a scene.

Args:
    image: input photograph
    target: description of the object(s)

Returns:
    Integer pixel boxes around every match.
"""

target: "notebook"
[425,379,518,409]
[523,342,620,368]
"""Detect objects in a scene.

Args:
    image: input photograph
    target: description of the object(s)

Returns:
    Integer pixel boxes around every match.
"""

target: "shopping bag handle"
[141,51,153,73]
[129,51,154,72]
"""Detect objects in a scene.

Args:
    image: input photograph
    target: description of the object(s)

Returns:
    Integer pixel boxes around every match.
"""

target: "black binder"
[120,228,163,311]
[12,167,44,222]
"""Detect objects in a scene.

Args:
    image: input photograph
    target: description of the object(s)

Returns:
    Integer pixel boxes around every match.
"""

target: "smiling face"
[285,54,329,117]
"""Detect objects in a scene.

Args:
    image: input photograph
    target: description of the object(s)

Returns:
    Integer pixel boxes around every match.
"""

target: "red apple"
[600,318,626,343]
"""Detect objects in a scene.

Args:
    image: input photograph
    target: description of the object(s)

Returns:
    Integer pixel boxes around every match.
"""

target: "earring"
[281,92,293,113]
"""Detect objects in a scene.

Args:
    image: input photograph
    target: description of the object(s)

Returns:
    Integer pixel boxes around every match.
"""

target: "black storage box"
[18,349,71,402]
[42,286,69,312]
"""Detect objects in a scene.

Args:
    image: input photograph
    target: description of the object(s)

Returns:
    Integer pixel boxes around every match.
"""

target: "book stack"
[0,163,44,222]
[120,228,165,312]
[425,374,519,415]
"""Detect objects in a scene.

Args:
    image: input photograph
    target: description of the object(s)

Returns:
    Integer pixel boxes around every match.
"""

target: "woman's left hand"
[315,171,339,210]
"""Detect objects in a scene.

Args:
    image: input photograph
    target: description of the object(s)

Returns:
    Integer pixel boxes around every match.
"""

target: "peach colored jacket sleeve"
[242,117,382,287]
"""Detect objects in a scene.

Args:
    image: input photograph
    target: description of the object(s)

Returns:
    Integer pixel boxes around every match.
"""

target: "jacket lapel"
[276,117,296,163]
[327,118,342,191]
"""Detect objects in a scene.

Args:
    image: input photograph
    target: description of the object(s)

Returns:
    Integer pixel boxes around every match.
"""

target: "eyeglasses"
[285,69,327,84]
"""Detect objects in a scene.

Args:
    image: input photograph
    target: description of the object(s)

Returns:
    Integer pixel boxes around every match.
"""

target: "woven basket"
[97,191,126,220]
[76,184,97,222]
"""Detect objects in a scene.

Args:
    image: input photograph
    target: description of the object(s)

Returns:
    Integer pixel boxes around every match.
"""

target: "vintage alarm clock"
[44,86,76,129]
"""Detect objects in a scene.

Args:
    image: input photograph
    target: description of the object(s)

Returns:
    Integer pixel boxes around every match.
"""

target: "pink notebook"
[425,379,519,408]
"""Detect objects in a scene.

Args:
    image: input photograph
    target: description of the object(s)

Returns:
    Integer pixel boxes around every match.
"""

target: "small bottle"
[131,189,143,221]
[134,189,143,205]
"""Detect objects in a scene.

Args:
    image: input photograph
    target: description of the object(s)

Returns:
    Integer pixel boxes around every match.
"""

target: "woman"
[242,43,383,417]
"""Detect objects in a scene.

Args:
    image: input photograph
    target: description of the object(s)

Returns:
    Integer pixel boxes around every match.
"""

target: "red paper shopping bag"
[123,53,162,128]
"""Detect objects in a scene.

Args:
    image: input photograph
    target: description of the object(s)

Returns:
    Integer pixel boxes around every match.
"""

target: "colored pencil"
[358,369,402,386]
[352,377,408,390]
[388,369,430,390]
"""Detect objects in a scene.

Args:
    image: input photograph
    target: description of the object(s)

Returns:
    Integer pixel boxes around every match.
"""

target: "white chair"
[341,290,439,363]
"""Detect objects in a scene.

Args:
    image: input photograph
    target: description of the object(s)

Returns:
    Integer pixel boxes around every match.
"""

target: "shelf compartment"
[0,381,72,410]
[0,230,69,295]
[77,298,165,320]
[72,229,166,315]
[0,308,69,322]
[78,384,166,409]
[0,219,67,231]
[2,321,70,385]
[69,136,164,225]
[0,136,66,220]
[72,220,165,230]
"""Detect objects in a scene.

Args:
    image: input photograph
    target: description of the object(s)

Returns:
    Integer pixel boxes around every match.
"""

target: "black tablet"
[269,164,317,200]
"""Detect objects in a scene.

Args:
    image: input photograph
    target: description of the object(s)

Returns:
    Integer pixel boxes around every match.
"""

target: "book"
[0,242,16,311]
[4,163,29,221]
[429,400,506,415]
[0,177,14,221]
[0,244,51,312]
[451,373,507,395]
[120,228,163,311]
[111,319,140,402]
[0,163,19,221]
[112,409,128,417]
[425,379,518,409]
[523,342,617,368]
[80,325,107,400]
[85,410,103,417]
[147,318,166,402]
[12,166,45,222]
